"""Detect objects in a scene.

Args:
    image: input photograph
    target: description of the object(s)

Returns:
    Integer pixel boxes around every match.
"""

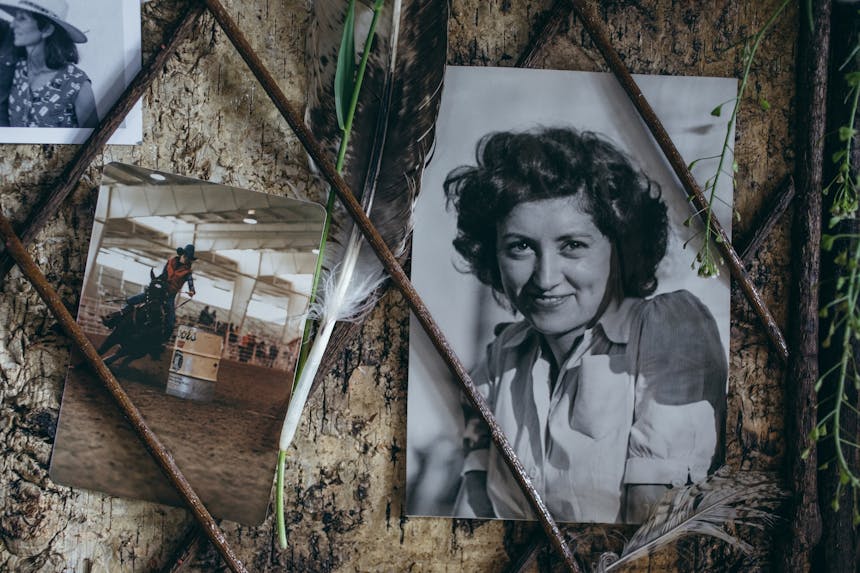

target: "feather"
[597,467,787,572]
[279,0,448,451]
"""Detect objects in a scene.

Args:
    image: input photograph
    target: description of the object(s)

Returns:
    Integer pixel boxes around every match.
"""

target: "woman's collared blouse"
[459,289,727,523]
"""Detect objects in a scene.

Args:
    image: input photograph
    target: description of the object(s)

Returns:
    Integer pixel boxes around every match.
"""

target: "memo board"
[0,1,834,572]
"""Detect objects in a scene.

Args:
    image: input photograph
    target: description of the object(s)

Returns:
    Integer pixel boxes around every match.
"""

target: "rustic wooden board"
[0,0,797,571]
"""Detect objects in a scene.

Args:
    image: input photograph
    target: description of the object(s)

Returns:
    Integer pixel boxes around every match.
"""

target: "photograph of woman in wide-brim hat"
[0,0,98,128]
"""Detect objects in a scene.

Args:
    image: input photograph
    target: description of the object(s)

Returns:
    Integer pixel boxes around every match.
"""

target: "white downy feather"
[279,0,447,451]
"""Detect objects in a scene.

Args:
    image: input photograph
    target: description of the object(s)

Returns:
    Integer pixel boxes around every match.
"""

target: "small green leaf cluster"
[685,0,791,278]
[823,71,860,222]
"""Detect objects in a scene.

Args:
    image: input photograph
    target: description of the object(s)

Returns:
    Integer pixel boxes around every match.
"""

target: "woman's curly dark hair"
[444,127,668,299]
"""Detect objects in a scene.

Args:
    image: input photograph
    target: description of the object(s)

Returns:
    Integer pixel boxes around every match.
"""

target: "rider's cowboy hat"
[0,0,88,44]
[177,244,197,261]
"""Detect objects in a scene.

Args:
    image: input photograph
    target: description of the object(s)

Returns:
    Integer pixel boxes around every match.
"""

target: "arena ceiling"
[92,163,325,302]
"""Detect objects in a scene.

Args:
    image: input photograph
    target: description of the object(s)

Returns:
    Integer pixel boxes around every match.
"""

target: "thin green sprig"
[815,26,860,526]
[689,0,791,277]
[276,449,287,547]
[824,71,860,221]
[276,0,385,550]
[296,0,384,378]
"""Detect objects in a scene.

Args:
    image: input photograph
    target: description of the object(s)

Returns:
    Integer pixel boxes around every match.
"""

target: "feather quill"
[279,0,448,451]
[597,467,787,572]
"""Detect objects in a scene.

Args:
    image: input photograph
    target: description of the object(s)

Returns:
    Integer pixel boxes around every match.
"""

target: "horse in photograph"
[98,269,170,367]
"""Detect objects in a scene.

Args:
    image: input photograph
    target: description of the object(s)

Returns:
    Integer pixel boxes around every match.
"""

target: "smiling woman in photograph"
[445,127,727,523]
[0,0,97,128]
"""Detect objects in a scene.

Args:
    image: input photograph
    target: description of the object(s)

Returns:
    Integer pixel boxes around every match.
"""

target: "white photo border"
[0,0,142,145]
[406,66,738,522]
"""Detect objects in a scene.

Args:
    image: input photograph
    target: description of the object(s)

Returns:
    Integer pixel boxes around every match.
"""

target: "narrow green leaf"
[804,0,813,34]
[833,149,848,164]
[759,97,771,111]
[334,0,357,131]
[822,234,836,251]
[710,104,723,117]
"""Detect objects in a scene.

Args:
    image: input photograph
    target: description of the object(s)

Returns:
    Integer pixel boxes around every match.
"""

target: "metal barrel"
[166,325,223,402]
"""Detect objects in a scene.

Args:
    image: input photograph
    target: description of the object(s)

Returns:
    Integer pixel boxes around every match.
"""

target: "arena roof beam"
[167,231,320,252]
[101,184,322,223]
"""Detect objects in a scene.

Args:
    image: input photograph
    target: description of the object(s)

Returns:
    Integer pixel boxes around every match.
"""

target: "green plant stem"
[296,0,384,377]
[818,30,860,505]
[831,233,860,488]
[698,0,791,275]
[832,82,860,214]
[276,449,287,548]
[818,408,837,428]
[276,0,385,551]
[846,85,859,164]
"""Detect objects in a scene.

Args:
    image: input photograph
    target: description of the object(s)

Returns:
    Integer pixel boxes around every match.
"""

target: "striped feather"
[280,0,448,451]
[598,467,786,572]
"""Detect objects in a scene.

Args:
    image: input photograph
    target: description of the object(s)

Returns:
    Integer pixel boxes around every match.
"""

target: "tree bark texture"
[814,3,860,572]
[0,1,799,571]
[780,1,830,571]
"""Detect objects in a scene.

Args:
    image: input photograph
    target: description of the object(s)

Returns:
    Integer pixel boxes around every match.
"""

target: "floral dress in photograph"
[8,61,91,128]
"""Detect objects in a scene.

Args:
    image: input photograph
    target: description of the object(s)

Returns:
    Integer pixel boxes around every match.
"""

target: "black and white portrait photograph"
[0,0,141,144]
[406,66,737,525]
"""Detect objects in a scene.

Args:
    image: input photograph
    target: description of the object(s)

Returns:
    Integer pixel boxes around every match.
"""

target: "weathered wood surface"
[781,0,829,570]
[0,1,797,571]
[815,3,860,571]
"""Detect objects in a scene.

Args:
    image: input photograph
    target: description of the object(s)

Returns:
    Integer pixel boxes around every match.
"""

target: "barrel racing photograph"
[49,163,324,525]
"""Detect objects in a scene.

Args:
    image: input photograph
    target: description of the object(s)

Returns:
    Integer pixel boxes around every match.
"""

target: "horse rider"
[102,244,198,335]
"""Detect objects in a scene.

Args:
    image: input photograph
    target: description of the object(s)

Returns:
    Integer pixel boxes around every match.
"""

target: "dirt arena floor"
[49,333,293,526]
